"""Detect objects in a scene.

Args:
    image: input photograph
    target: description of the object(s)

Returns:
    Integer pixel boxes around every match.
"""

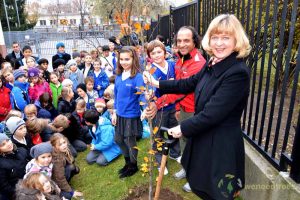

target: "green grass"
[70,139,199,200]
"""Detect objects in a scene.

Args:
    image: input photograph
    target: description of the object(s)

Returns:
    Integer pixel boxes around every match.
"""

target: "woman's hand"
[143,71,159,88]
[168,125,182,138]
[144,102,157,119]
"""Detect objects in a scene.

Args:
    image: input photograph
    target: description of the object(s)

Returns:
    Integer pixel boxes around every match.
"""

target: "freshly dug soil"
[124,185,184,200]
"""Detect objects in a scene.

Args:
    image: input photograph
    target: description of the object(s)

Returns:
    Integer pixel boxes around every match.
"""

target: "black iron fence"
[147,0,300,184]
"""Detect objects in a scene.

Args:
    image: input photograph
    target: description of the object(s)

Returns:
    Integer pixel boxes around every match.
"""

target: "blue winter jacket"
[10,81,30,112]
[89,116,121,162]
[93,71,109,97]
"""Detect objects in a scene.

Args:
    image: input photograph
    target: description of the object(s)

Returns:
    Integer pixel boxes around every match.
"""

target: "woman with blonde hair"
[144,14,251,199]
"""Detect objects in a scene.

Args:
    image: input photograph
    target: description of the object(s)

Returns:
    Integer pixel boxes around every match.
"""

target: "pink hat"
[95,98,106,107]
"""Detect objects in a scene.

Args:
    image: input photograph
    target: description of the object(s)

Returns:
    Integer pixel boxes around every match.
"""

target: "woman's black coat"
[159,53,250,199]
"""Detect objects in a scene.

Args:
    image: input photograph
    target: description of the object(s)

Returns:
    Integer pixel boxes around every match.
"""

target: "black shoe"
[119,163,138,178]
[118,157,130,174]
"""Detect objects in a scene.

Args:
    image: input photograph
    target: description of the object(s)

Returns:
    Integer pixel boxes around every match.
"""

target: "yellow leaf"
[133,146,141,151]
[135,91,142,95]
[157,147,162,151]
[148,149,156,155]
[140,101,146,106]
[153,126,159,135]
[143,157,149,163]
[139,86,146,91]
[144,23,150,31]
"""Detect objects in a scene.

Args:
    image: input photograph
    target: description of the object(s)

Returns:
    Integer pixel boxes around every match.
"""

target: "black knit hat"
[53,58,65,69]
[37,58,49,65]
[76,83,87,93]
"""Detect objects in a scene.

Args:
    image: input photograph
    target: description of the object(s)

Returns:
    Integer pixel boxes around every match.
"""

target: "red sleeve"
[155,94,186,110]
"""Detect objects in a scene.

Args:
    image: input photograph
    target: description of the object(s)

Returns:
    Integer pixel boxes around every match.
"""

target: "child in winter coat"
[35,93,58,120]
[2,68,14,90]
[57,87,76,114]
[50,133,82,199]
[0,76,11,121]
[76,83,95,110]
[6,116,33,158]
[37,58,51,83]
[85,76,99,99]
[53,58,66,83]
[24,142,53,178]
[72,99,91,144]
[28,67,52,103]
[49,72,62,109]
[10,69,30,112]
[0,134,28,199]
[79,54,94,78]
[64,59,84,91]
[94,98,111,120]
[84,110,121,166]
[16,172,61,200]
[93,59,109,97]
[52,42,71,68]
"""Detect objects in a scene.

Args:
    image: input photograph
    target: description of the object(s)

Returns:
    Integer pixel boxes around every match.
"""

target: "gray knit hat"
[65,59,77,70]
[0,134,9,144]
[6,116,26,134]
[30,142,53,158]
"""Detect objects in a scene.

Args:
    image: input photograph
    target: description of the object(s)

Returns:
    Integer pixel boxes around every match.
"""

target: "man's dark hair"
[156,35,165,43]
[84,110,99,124]
[174,26,201,49]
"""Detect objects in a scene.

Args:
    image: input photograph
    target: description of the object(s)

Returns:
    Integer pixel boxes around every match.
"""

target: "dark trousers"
[153,108,181,164]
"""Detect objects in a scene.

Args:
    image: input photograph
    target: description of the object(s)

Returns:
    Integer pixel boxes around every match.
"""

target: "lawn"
[70,139,199,200]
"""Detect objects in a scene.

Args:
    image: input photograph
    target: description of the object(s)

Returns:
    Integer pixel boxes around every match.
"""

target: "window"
[70,19,76,25]
[40,20,46,26]
[50,20,57,25]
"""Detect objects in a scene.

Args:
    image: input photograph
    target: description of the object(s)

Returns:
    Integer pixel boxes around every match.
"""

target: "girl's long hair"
[115,46,140,77]
[50,133,74,163]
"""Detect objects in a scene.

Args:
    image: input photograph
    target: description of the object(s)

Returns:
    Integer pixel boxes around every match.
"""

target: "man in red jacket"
[146,26,206,192]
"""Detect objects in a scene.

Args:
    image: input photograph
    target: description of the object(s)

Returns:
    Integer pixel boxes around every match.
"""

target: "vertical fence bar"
[272,0,299,158]
[251,0,265,141]
[246,0,257,136]
[280,43,300,170]
[265,0,289,152]
[290,100,300,183]
[258,0,277,146]
[245,0,251,34]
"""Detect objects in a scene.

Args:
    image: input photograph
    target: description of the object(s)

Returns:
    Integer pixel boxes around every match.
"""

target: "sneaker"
[182,182,192,193]
[173,168,186,180]
[158,167,168,175]
[169,155,181,163]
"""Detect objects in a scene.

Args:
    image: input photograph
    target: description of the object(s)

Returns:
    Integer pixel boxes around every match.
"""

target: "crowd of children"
[0,38,181,199]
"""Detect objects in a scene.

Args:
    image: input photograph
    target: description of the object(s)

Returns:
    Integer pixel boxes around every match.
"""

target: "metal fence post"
[290,102,300,183]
